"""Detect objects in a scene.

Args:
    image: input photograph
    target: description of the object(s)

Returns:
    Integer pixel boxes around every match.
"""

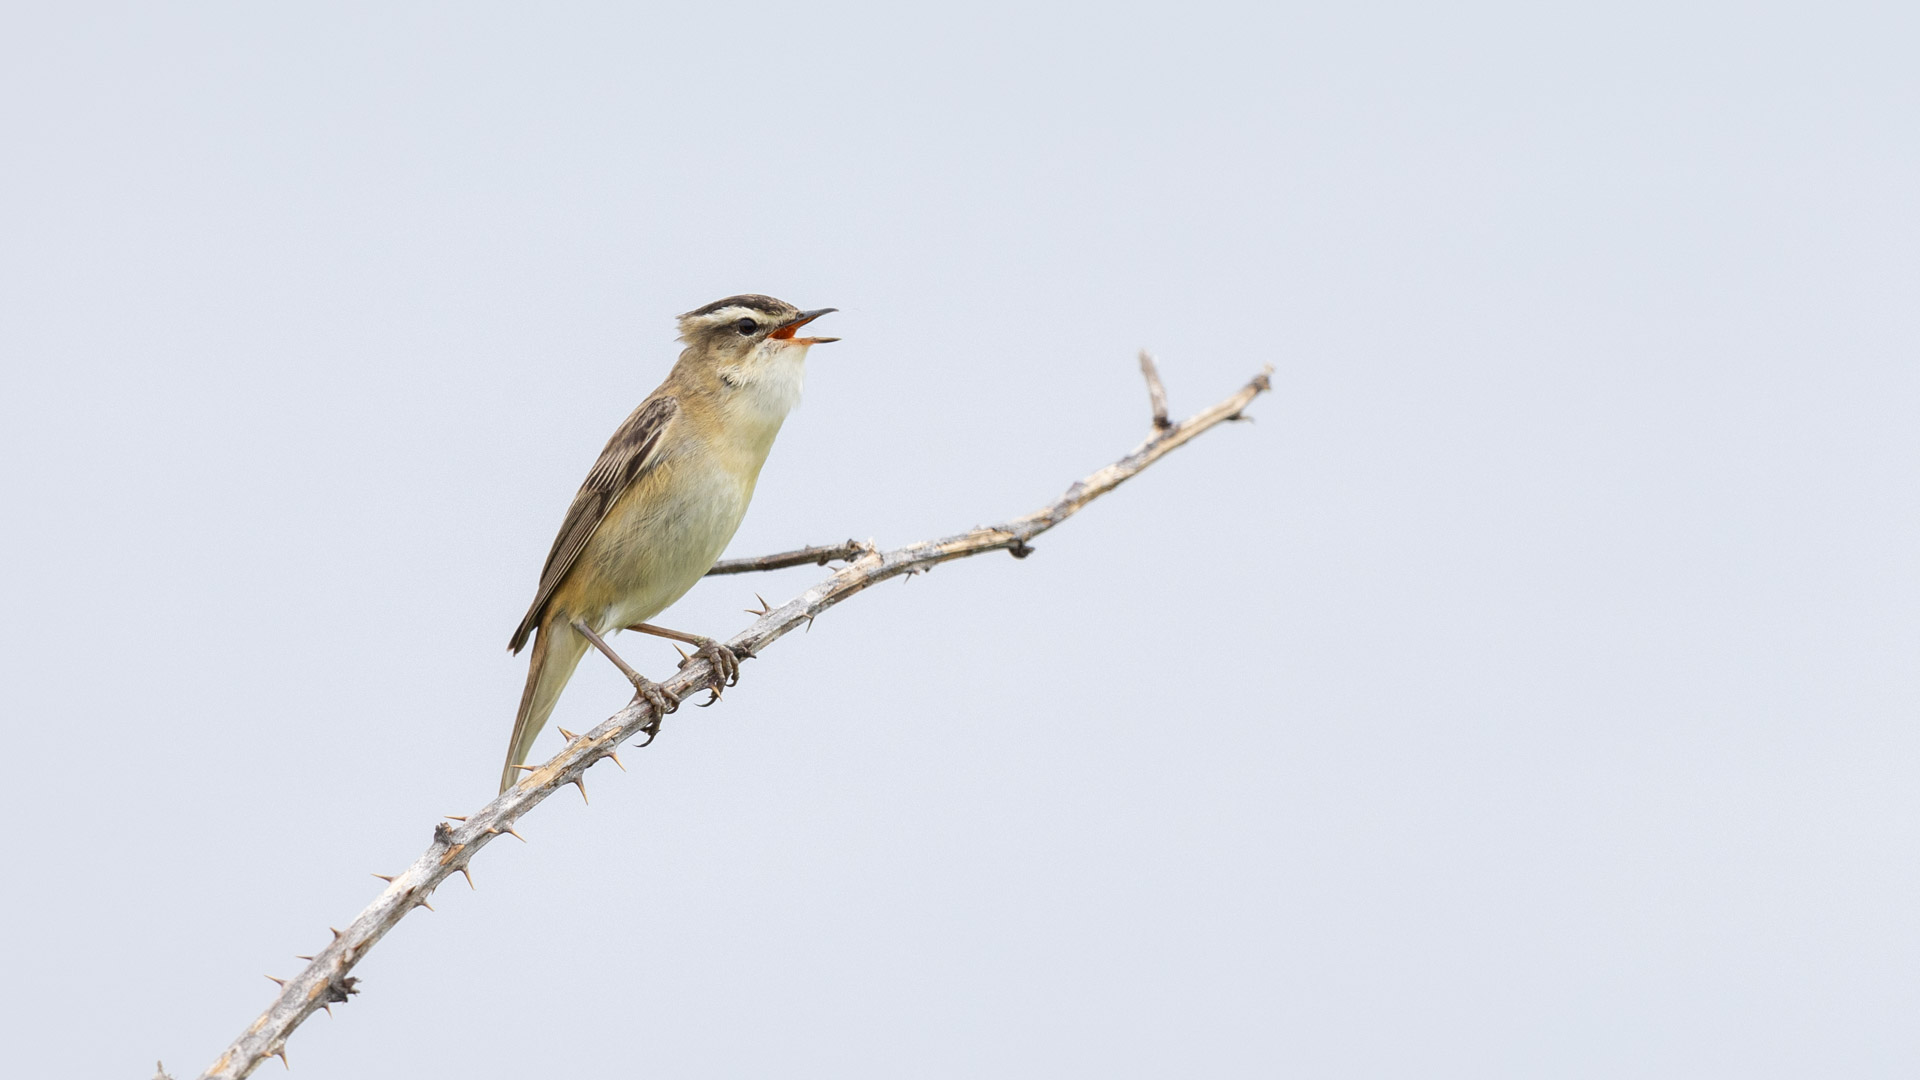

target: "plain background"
[3,3,1916,1076]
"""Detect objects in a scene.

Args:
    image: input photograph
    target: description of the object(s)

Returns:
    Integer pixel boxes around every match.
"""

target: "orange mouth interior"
[771,312,836,345]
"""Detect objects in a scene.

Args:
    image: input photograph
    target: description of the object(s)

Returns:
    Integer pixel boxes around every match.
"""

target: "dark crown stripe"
[681,294,790,318]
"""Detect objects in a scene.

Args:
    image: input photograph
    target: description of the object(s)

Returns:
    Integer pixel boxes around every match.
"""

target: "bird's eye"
[735,318,758,335]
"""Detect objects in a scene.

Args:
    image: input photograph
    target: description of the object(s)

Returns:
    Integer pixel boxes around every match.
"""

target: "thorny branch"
[194,360,1273,1080]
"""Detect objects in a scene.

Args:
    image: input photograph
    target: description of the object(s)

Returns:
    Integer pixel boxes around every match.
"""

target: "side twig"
[196,359,1272,1079]
[706,539,873,575]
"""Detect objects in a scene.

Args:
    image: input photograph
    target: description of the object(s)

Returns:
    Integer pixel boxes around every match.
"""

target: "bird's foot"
[627,674,680,745]
[678,637,740,706]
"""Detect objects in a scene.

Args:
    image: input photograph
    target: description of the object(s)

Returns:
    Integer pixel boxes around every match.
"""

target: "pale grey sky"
[3,3,1917,1077]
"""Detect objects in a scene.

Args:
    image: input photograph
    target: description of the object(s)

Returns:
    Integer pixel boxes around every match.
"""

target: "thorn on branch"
[372,873,395,883]
[457,866,475,890]
[265,974,286,988]
[1139,350,1172,431]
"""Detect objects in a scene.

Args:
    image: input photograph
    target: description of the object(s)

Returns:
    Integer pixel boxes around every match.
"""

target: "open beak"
[770,307,839,345]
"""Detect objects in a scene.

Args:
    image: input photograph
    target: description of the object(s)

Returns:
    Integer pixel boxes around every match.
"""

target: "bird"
[500,294,837,792]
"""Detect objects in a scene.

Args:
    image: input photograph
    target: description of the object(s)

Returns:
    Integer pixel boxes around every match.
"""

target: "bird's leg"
[571,619,679,736]
[624,622,740,696]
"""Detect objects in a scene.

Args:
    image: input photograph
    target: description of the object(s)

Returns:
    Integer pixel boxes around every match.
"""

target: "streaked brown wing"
[508,394,678,652]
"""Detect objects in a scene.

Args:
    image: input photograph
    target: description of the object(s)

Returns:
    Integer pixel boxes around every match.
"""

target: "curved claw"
[632,725,658,749]
[625,674,679,749]
[679,638,741,691]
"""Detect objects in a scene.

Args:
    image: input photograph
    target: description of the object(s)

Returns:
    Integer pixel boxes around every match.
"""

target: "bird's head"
[676,294,838,363]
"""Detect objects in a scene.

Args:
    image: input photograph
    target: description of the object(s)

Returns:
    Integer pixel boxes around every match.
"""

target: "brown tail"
[501,619,590,793]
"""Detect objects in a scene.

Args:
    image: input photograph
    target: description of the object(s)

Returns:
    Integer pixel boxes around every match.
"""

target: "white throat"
[724,341,808,448]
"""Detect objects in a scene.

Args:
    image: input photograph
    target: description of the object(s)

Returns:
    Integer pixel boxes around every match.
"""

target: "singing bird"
[501,295,837,792]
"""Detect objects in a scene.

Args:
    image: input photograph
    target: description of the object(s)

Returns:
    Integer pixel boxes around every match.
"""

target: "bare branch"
[1139,349,1171,430]
[196,362,1271,1080]
[706,539,873,576]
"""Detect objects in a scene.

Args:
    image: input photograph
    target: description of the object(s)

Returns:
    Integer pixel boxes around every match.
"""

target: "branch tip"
[1139,349,1172,430]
